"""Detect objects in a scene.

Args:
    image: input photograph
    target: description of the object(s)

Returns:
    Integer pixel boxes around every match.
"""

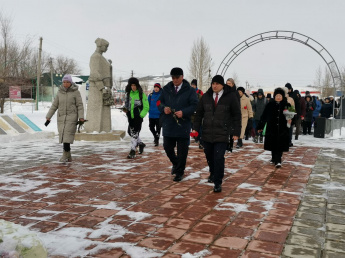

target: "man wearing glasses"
[158,67,198,182]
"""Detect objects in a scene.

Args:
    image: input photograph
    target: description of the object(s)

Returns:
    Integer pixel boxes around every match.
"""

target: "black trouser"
[163,136,189,176]
[203,141,228,186]
[149,118,161,138]
[303,121,312,134]
[295,117,302,138]
[63,143,71,152]
[272,151,282,164]
[255,119,262,137]
[288,126,293,143]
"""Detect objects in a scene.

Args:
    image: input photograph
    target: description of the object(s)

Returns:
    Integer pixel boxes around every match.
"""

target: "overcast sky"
[1,0,345,88]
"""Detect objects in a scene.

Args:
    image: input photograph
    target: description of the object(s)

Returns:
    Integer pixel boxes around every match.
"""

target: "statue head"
[95,38,109,53]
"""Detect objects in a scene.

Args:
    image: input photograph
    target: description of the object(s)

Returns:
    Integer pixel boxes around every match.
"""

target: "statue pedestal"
[74,130,126,141]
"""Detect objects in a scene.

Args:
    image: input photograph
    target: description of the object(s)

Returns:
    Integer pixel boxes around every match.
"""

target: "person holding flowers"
[257,87,291,168]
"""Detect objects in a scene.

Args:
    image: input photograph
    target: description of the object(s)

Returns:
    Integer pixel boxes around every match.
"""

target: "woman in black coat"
[257,88,291,168]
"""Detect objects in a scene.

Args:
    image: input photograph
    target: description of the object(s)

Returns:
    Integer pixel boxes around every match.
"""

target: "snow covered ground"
[2,100,345,149]
[1,100,345,257]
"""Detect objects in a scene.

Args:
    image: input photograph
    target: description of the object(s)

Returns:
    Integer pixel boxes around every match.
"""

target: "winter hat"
[191,79,197,86]
[154,83,161,89]
[128,77,140,87]
[237,87,245,94]
[266,93,272,98]
[305,94,312,101]
[294,90,300,95]
[62,74,73,84]
[273,87,285,98]
[126,77,142,93]
[170,67,183,76]
[257,88,264,96]
[305,91,310,95]
[211,75,225,85]
[285,83,293,90]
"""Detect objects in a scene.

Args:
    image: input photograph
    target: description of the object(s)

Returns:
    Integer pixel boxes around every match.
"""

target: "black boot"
[138,142,146,154]
[236,139,243,148]
[259,136,263,143]
[154,137,159,146]
[127,149,135,159]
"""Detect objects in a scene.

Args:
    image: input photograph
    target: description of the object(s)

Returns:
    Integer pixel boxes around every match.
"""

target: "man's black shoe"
[127,149,135,159]
[173,175,183,182]
[171,165,176,175]
[138,142,146,154]
[154,137,159,146]
[208,175,214,183]
[213,185,222,192]
[289,142,293,147]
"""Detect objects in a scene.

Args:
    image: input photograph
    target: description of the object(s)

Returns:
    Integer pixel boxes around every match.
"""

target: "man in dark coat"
[158,67,198,182]
[252,88,268,143]
[257,88,291,168]
[192,75,241,192]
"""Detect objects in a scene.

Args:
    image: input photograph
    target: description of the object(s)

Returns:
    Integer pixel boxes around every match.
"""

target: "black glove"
[44,120,50,127]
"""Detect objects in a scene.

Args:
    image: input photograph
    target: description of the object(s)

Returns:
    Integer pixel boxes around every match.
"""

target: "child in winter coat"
[124,77,149,159]
[148,83,162,146]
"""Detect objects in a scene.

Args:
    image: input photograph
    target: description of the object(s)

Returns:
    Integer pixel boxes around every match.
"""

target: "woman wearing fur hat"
[257,87,291,168]
[124,77,149,158]
[46,74,85,162]
[237,87,253,148]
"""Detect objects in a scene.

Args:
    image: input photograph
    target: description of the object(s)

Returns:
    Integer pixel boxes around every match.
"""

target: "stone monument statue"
[85,38,113,133]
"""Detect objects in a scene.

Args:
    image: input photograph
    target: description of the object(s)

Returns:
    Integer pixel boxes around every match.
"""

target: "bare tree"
[188,37,213,92]
[53,55,81,74]
[231,72,240,86]
[314,66,322,88]
[321,67,333,97]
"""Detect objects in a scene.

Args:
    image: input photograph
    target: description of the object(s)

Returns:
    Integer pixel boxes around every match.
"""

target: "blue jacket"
[158,79,198,138]
[313,99,322,117]
[148,90,162,118]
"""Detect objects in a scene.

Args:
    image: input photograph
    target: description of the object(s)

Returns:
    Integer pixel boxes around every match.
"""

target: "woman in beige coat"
[46,74,84,162]
[237,87,253,148]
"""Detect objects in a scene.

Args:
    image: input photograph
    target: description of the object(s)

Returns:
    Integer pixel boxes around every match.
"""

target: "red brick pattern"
[0,143,319,257]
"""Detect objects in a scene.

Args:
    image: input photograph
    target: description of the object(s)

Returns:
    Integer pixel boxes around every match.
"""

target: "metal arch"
[217,30,343,90]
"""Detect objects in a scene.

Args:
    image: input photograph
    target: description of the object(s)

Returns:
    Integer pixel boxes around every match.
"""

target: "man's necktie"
[215,93,219,106]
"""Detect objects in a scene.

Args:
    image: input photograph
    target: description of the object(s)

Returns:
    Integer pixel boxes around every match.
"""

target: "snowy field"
[2,100,345,150]
[1,100,345,257]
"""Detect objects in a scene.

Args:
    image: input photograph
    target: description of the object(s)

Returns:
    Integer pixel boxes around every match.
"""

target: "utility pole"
[50,57,54,101]
[131,70,134,77]
[36,37,43,111]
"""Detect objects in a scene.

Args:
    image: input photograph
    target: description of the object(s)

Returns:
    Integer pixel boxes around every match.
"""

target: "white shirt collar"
[213,89,224,100]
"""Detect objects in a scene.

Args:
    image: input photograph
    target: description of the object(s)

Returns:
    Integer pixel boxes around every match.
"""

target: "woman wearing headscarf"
[124,77,149,159]
[257,88,291,168]
[46,74,84,162]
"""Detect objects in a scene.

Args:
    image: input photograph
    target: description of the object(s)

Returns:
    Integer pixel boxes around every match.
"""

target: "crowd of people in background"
[119,69,344,192]
[48,71,342,193]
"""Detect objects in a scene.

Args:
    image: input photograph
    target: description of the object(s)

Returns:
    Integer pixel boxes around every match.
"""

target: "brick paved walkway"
[0,140,320,257]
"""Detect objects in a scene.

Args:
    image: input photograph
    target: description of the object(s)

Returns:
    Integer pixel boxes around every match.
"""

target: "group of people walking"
[46,69,333,193]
